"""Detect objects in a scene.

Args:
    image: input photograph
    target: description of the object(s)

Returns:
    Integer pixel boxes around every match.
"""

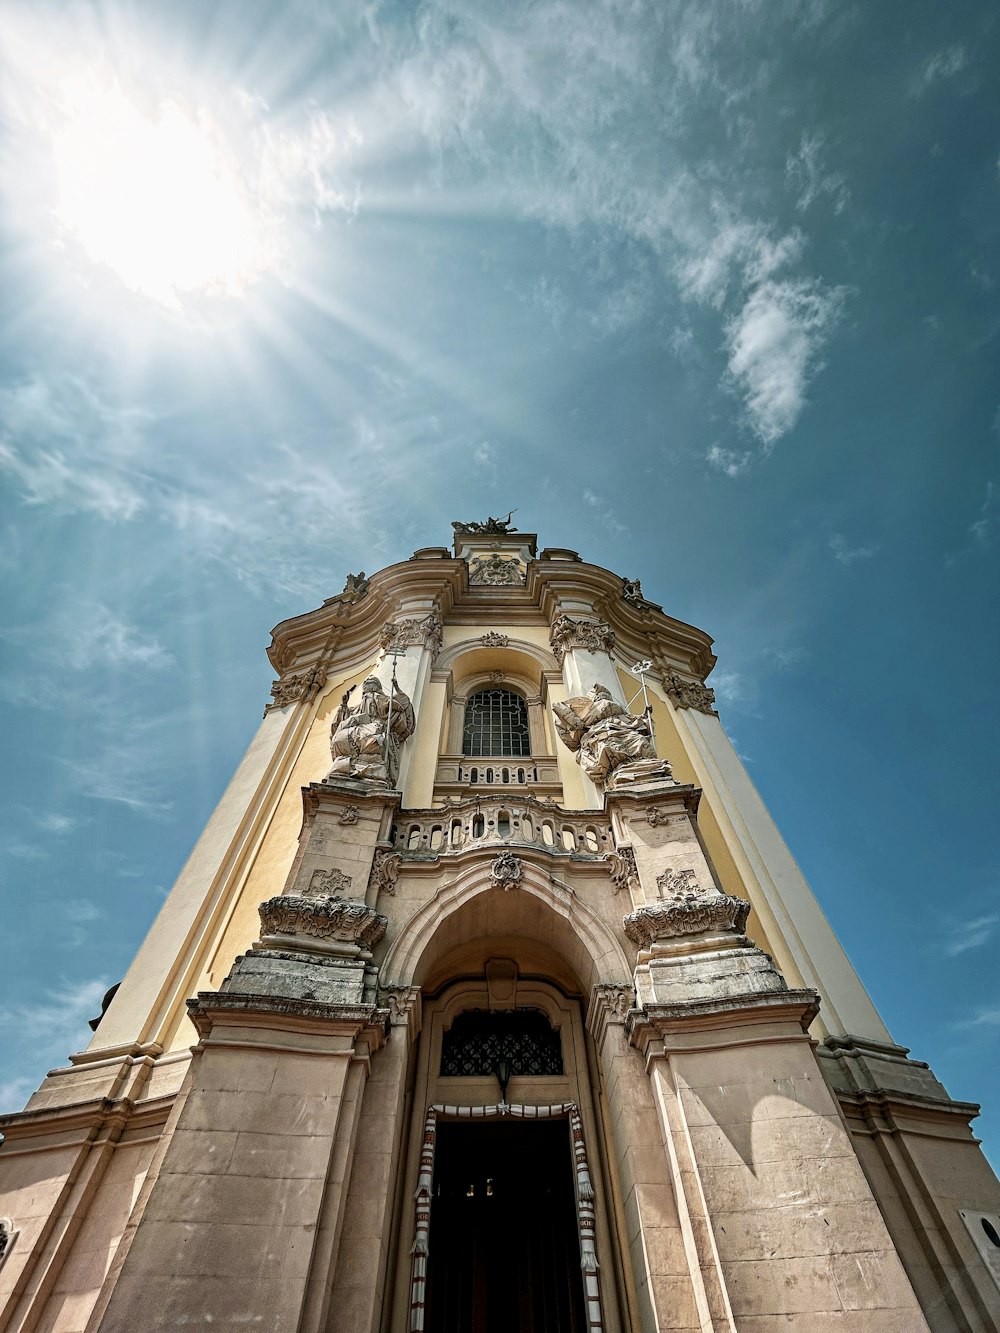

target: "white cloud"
[944,912,1000,959]
[33,813,78,835]
[710,670,751,707]
[0,976,108,1046]
[786,132,849,214]
[706,444,753,477]
[829,534,878,565]
[919,45,967,89]
[68,606,173,671]
[725,278,845,448]
[969,480,997,548]
[475,441,497,469]
[957,1007,1000,1030]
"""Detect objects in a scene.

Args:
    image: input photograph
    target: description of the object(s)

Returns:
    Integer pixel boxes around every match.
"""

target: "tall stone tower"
[2,519,999,1333]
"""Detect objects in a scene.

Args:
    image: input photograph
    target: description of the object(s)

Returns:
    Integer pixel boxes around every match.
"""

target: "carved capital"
[369,849,402,898]
[258,896,388,950]
[664,671,717,716]
[266,666,326,713]
[606,847,638,895]
[549,615,616,664]
[380,613,444,659]
[490,851,523,891]
[623,894,750,948]
[378,983,421,1025]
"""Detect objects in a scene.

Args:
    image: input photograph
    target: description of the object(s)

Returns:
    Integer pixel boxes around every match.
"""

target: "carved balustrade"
[391,796,613,860]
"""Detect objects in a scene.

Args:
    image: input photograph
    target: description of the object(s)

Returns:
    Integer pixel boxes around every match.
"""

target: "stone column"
[92,894,390,1333]
[623,891,929,1330]
[376,611,443,799]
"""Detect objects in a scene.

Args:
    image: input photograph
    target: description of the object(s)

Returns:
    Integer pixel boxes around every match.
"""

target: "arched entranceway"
[381,871,632,1333]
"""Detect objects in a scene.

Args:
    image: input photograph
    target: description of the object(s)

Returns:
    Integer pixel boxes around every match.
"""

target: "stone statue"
[328,676,415,785]
[452,511,516,535]
[552,684,656,781]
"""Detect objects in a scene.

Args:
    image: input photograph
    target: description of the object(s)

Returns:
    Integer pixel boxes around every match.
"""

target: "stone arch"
[381,858,632,996]
[436,636,561,679]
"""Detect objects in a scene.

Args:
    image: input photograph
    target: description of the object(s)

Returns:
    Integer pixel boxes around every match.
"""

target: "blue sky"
[0,0,998,1161]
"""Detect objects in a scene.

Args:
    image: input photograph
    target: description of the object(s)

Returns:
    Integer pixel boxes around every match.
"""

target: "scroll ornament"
[490,851,523,891]
[369,850,402,898]
[664,671,717,716]
[606,847,638,895]
[267,666,326,712]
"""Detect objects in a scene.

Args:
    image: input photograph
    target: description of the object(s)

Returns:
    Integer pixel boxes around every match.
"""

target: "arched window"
[462,688,530,756]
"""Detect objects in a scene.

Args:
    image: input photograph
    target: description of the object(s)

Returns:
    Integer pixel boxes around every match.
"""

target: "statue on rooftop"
[452,510,517,535]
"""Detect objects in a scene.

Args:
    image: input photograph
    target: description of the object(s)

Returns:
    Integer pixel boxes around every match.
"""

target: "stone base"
[219,947,378,1008]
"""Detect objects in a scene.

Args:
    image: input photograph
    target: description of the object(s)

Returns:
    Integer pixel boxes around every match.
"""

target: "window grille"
[440,1008,563,1077]
[462,689,531,757]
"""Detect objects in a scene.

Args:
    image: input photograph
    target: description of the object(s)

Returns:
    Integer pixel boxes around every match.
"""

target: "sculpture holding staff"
[328,675,415,785]
[553,683,656,781]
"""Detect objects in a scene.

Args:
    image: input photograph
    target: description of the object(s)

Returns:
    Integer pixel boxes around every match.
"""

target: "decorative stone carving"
[338,805,359,825]
[592,982,634,1021]
[490,851,523,891]
[452,513,516,534]
[553,684,656,781]
[488,670,505,683]
[342,571,370,599]
[481,631,509,647]
[664,671,717,716]
[645,807,668,826]
[307,867,352,898]
[379,613,444,659]
[0,1217,14,1262]
[379,983,420,1022]
[328,676,415,785]
[622,578,644,604]
[623,894,751,948]
[369,849,402,898]
[606,847,638,895]
[656,868,698,900]
[258,895,388,949]
[549,615,616,664]
[266,666,326,711]
[469,553,524,586]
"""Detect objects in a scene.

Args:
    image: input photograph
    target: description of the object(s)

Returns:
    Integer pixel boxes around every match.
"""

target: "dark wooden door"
[425,1119,586,1333]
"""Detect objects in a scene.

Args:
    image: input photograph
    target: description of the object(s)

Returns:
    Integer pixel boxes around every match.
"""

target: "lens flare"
[53,79,277,308]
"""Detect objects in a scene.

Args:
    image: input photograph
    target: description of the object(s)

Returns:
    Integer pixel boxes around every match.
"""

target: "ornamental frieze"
[469,554,524,586]
[258,895,388,950]
[549,615,615,664]
[623,894,750,948]
[663,671,717,716]
[379,613,444,659]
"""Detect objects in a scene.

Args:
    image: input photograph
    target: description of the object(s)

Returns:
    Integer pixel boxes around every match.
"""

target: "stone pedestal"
[90,896,390,1333]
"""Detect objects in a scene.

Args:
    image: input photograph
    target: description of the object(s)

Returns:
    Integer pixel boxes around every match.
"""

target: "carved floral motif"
[645,808,668,826]
[469,554,524,586]
[380,614,444,659]
[549,615,616,664]
[369,849,402,898]
[481,632,509,647]
[338,805,359,825]
[267,667,326,712]
[307,867,352,898]
[655,868,698,900]
[606,847,638,895]
[664,671,717,716]
[623,894,750,948]
[258,896,388,949]
[490,851,523,891]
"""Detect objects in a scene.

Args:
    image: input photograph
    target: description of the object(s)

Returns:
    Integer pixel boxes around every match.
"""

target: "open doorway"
[425,1117,586,1333]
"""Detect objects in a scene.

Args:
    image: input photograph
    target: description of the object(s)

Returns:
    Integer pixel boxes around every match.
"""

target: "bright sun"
[53,80,276,308]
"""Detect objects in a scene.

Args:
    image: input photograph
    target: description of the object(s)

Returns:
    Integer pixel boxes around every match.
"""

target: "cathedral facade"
[2,521,1000,1332]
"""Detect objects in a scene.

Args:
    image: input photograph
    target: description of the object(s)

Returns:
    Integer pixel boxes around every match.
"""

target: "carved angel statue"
[552,683,656,781]
[328,676,415,785]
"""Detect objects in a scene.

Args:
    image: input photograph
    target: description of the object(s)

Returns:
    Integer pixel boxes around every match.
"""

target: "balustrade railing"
[391,797,612,859]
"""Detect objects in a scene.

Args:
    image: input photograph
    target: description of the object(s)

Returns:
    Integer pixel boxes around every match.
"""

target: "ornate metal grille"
[440,1008,563,1077]
[462,689,531,757]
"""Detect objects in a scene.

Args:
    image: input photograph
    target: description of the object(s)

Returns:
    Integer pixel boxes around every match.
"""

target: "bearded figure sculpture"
[552,683,656,781]
[328,676,415,785]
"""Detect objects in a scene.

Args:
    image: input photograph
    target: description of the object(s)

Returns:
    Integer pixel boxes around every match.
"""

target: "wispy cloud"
[969,480,997,548]
[786,132,849,214]
[957,1007,1000,1031]
[916,45,967,91]
[725,279,845,450]
[706,444,753,477]
[944,911,1000,958]
[829,534,878,565]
